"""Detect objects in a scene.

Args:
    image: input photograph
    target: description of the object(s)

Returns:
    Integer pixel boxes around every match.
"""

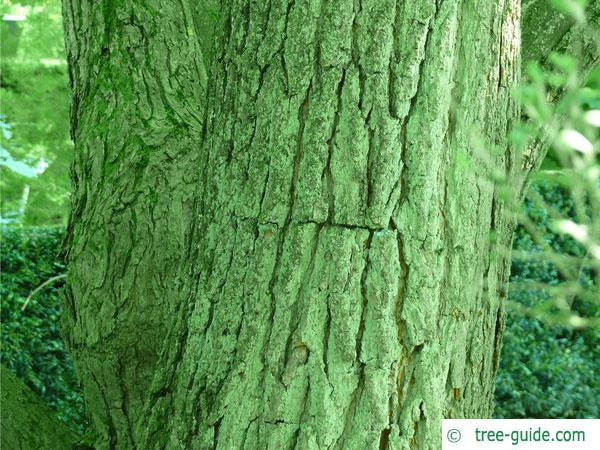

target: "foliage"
[1,0,72,225]
[494,0,600,418]
[508,5,599,325]
[0,226,85,431]
[495,183,600,418]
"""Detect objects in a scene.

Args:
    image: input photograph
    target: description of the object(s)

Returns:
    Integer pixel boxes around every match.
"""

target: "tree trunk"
[61,1,521,449]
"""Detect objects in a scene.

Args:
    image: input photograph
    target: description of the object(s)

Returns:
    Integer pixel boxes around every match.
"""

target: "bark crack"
[325,69,347,222]
[334,230,372,449]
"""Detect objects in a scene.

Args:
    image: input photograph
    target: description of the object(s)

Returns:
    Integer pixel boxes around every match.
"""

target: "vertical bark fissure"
[326,69,347,222]
[282,224,322,373]
[333,229,373,450]
[90,371,117,450]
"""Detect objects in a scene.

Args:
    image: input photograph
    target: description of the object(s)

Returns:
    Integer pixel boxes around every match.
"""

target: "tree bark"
[1,365,80,450]
[522,0,600,66]
[519,0,600,182]
[61,1,522,449]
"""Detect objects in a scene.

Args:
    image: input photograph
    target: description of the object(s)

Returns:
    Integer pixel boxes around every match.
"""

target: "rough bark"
[522,0,600,66]
[61,1,522,449]
[519,0,600,181]
[1,365,80,450]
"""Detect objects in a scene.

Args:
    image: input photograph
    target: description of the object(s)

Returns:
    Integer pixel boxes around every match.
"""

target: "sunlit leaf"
[557,129,594,155]
[550,0,588,23]
[583,110,600,127]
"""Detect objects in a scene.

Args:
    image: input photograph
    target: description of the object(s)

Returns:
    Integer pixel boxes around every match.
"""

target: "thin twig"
[20,274,67,311]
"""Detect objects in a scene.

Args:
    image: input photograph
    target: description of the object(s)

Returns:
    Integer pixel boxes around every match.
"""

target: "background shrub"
[0,226,85,431]
[494,182,600,418]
